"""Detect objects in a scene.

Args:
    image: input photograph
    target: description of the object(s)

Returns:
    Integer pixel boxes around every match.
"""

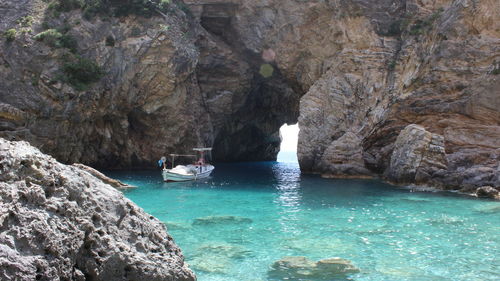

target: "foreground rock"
[268,256,359,280]
[0,139,195,281]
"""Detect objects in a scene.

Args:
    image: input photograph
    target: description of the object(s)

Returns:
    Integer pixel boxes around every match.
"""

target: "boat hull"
[162,165,214,182]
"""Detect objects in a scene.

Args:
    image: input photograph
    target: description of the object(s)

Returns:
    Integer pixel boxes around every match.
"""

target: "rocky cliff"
[0,138,196,280]
[0,0,499,192]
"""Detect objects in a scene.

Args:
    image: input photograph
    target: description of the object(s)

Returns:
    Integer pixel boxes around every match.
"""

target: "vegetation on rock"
[491,63,500,75]
[46,0,173,20]
[17,16,34,27]
[34,29,62,46]
[61,55,103,90]
[3,29,17,42]
[383,8,444,37]
[59,33,78,53]
[408,9,443,36]
[105,35,115,47]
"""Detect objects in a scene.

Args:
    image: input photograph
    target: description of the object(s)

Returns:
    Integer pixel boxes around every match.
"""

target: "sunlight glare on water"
[109,162,500,281]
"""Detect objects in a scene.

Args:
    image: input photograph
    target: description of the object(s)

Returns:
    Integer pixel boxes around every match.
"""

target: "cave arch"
[191,2,304,162]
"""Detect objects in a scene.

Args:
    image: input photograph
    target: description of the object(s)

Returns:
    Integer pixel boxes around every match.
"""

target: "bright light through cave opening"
[277,124,299,163]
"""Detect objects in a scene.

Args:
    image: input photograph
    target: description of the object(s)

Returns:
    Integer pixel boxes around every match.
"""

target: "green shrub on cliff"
[176,1,191,16]
[59,34,78,53]
[4,29,17,42]
[48,0,85,12]
[34,27,78,53]
[49,0,173,20]
[62,55,103,90]
[491,63,500,75]
[105,35,115,46]
[34,29,63,47]
[17,16,34,27]
[160,0,171,9]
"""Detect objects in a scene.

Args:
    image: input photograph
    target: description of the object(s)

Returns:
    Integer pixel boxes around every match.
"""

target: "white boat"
[160,148,215,182]
[162,164,215,182]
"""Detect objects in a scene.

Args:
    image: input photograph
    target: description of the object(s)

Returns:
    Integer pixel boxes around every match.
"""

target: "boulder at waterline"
[475,186,500,199]
[386,124,447,186]
[268,256,359,280]
[0,139,195,281]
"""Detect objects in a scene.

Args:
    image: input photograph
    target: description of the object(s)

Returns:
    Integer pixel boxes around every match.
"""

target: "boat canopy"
[193,148,212,151]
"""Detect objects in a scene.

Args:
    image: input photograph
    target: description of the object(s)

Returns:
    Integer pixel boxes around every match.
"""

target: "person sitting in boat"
[197,157,205,166]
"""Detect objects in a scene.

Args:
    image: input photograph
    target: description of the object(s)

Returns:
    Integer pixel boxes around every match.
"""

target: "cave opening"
[277,124,299,163]
[193,2,304,163]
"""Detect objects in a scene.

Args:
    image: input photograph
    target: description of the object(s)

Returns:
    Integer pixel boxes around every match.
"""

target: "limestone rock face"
[230,0,498,192]
[0,1,208,168]
[0,138,196,281]
[294,0,499,191]
[187,0,499,191]
[1,0,499,192]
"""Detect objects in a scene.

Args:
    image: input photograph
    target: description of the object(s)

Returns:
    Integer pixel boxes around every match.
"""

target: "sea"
[107,158,500,281]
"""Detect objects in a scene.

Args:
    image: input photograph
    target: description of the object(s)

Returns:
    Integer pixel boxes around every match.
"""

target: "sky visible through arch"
[277,124,299,163]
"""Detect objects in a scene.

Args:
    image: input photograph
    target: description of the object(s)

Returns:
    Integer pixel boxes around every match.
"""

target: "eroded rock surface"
[202,0,499,192]
[0,0,208,168]
[0,138,196,281]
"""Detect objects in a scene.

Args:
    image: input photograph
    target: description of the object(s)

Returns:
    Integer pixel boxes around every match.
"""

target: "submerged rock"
[163,221,193,231]
[428,215,465,226]
[268,256,359,280]
[474,204,500,214]
[284,237,353,254]
[0,139,195,281]
[189,242,252,273]
[192,215,253,226]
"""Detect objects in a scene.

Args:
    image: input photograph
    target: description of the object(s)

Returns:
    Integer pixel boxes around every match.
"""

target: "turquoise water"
[109,162,500,281]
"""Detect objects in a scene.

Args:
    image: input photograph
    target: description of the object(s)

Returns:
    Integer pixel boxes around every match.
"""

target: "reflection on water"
[273,163,303,234]
[108,162,500,281]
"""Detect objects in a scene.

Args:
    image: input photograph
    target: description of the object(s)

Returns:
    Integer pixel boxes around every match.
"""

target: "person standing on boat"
[158,156,167,170]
